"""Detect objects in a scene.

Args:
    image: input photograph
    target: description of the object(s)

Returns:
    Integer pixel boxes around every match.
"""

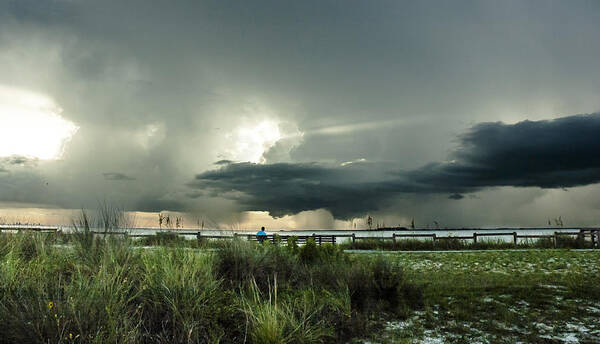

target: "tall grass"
[242,278,333,344]
[137,248,229,343]
[0,232,141,343]
[96,201,136,233]
[0,233,423,343]
[70,203,135,235]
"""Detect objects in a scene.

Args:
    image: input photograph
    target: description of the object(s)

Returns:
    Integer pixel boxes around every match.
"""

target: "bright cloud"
[227,120,282,163]
[0,85,78,160]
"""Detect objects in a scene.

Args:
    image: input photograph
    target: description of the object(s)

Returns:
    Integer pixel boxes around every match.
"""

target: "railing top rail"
[435,236,473,240]
[394,233,436,238]
[517,234,553,238]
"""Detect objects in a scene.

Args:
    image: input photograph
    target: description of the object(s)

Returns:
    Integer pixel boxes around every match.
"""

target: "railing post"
[513,232,517,245]
[432,233,436,248]
[318,235,322,245]
[332,235,335,244]
[392,233,396,243]
[553,231,558,248]
[352,233,356,243]
[473,233,477,244]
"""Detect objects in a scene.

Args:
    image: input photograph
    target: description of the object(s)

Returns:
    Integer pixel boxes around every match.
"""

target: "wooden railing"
[2,225,598,248]
[352,231,599,249]
[194,230,600,249]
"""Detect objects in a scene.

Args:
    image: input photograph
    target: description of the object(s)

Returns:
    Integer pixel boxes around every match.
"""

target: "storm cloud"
[409,113,600,191]
[192,161,389,219]
[2,1,600,226]
[192,113,600,219]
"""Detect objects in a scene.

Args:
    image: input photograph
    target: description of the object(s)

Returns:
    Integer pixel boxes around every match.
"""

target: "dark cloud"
[448,193,464,200]
[8,156,28,165]
[191,161,398,219]
[2,0,78,24]
[102,172,136,181]
[410,113,600,190]
[1,156,38,166]
[192,113,600,219]
[214,160,234,165]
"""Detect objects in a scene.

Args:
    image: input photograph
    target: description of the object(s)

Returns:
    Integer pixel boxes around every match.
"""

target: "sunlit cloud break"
[0,85,78,160]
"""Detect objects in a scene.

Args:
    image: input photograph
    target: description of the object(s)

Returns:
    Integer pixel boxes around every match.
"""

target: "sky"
[1,0,600,229]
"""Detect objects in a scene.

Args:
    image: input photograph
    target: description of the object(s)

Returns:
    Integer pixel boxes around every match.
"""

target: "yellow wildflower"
[48,301,54,310]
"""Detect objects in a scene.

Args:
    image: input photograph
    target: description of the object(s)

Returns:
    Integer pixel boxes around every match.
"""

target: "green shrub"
[215,240,300,291]
[298,238,319,264]
[346,256,423,318]
[555,235,591,249]
[139,232,187,247]
[286,236,299,253]
[273,233,282,245]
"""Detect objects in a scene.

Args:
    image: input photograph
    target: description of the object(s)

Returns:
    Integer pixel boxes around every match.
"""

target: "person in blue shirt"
[256,226,267,244]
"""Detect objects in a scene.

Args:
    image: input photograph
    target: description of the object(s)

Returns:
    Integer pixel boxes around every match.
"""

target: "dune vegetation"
[0,231,422,344]
[1,227,599,343]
